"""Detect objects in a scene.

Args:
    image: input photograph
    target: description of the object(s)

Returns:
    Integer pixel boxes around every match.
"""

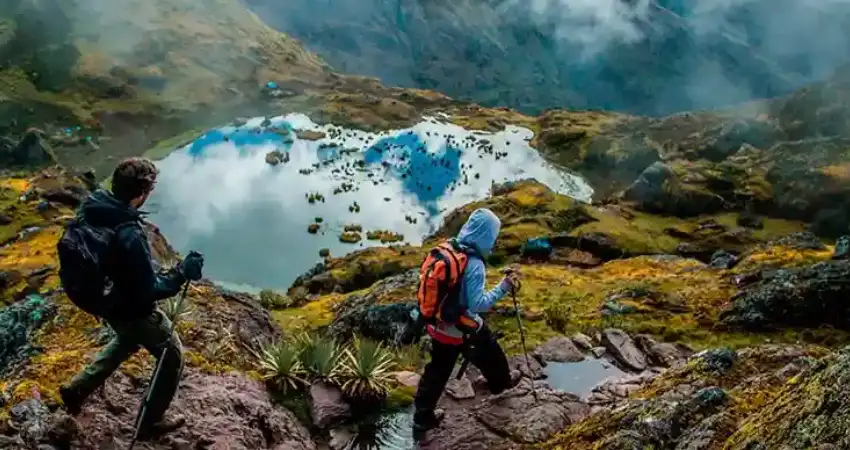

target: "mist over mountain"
[244,0,850,115]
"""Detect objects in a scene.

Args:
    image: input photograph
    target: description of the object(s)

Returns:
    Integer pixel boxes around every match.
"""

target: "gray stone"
[601,329,648,371]
[571,333,594,351]
[446,377,475,400]
[309,381,351,429]
[534,336,585,363]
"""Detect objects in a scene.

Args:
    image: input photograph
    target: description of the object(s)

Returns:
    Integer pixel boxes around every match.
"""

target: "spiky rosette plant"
[297,334,342,383]
[258,340,307,394]
[339,338,395,399]
[161,294,194,324]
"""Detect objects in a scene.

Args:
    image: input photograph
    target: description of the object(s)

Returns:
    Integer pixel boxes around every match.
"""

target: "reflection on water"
[543,358,626,398]
[341,409,416,450]
[147,114,593,291]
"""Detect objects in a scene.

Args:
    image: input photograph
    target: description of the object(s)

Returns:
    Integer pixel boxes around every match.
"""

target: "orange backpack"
[417,240,469,326]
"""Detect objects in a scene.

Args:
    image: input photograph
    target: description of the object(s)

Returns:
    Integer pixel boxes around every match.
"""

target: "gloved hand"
[177,250,204,281]
[500,267,522,293]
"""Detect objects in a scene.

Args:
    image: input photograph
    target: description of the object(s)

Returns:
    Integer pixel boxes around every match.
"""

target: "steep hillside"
[245,0,847,115]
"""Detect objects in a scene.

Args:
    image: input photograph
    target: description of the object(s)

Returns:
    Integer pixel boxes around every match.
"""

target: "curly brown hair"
[111,157,159,202]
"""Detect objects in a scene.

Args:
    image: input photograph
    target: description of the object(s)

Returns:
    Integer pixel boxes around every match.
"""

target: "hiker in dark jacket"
[59,157,204,441]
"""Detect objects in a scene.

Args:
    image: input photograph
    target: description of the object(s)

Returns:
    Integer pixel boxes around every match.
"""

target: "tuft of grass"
[339,338,395,400]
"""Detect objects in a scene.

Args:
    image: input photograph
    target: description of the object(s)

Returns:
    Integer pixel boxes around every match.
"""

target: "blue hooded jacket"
[457,208,510,319]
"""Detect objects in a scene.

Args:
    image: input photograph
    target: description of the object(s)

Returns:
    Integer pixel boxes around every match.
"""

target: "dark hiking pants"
[413,326,510,422]
[65,309,184,426]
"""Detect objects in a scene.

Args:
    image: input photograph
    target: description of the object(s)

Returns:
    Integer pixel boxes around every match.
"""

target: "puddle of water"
[341,409,416,450]
[146,113,593,291]
[543,358,627,398]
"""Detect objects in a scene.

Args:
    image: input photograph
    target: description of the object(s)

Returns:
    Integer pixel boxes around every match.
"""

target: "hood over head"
[79,189,143,228]
[457,208,501,258]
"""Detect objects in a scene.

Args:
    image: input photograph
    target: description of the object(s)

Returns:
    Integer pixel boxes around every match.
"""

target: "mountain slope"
[244,0,848,115]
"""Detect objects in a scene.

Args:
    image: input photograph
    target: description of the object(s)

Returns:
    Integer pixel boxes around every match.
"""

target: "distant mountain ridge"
[244,0,849,115]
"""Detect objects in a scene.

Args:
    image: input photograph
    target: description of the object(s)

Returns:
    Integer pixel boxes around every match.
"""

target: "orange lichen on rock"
[0,226,63,272]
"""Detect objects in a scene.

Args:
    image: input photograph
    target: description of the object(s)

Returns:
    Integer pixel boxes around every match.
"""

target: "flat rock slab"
[446,377,476,400]
[474,380,590,444]
[601,328,648,371]
[534,336,585,363]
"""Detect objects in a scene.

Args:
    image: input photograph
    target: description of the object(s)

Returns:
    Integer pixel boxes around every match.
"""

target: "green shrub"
[258,289,292,310]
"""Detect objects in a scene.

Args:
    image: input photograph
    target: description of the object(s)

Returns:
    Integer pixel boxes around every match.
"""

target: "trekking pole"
[510,285,538,403]
[128,281,190,450]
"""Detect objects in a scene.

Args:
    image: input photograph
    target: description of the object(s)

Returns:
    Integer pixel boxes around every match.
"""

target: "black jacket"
[78,189,185,320]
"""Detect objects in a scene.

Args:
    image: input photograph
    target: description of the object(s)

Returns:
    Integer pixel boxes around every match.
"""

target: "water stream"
[147,113,592,291]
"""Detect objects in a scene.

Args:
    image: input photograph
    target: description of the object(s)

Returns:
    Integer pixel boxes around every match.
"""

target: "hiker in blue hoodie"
[413,208,522,433]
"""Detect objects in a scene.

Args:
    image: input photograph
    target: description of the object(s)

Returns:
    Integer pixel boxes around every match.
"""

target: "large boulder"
[721,260,850,330]
[310,381,351,429]
[601,329,648,371]
[533,336,585,363]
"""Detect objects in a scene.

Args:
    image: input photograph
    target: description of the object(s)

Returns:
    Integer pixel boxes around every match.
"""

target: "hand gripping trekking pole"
[128,281,190,450]
[510,283,538,403]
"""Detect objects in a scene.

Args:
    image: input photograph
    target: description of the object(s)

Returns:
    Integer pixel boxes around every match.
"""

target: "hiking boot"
[137,416,186,441]
[59,385,84,416]
[412,408,445,435]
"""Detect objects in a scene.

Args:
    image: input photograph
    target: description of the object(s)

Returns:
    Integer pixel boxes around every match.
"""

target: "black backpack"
[57,218,137,317]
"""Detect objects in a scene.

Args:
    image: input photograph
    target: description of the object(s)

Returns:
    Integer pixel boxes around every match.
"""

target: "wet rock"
[833,235,850,260]
[634,335,694,368]
[770,231,825,251]
[592,346,607,358]
[601,329,648,371]
[571,333,594,351]
[721,260,850,330]
[0,295,56,377]
[310,381,351,429]
[446,377,475,400]
[533,336,585,363]
[709,250,738,269]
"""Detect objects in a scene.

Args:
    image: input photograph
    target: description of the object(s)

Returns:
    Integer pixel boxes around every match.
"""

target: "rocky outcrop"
[1,370,315,449]
[0,129,57,169]
[329,270,421,344]
[419,378,591,449]
[722,260,850,330]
